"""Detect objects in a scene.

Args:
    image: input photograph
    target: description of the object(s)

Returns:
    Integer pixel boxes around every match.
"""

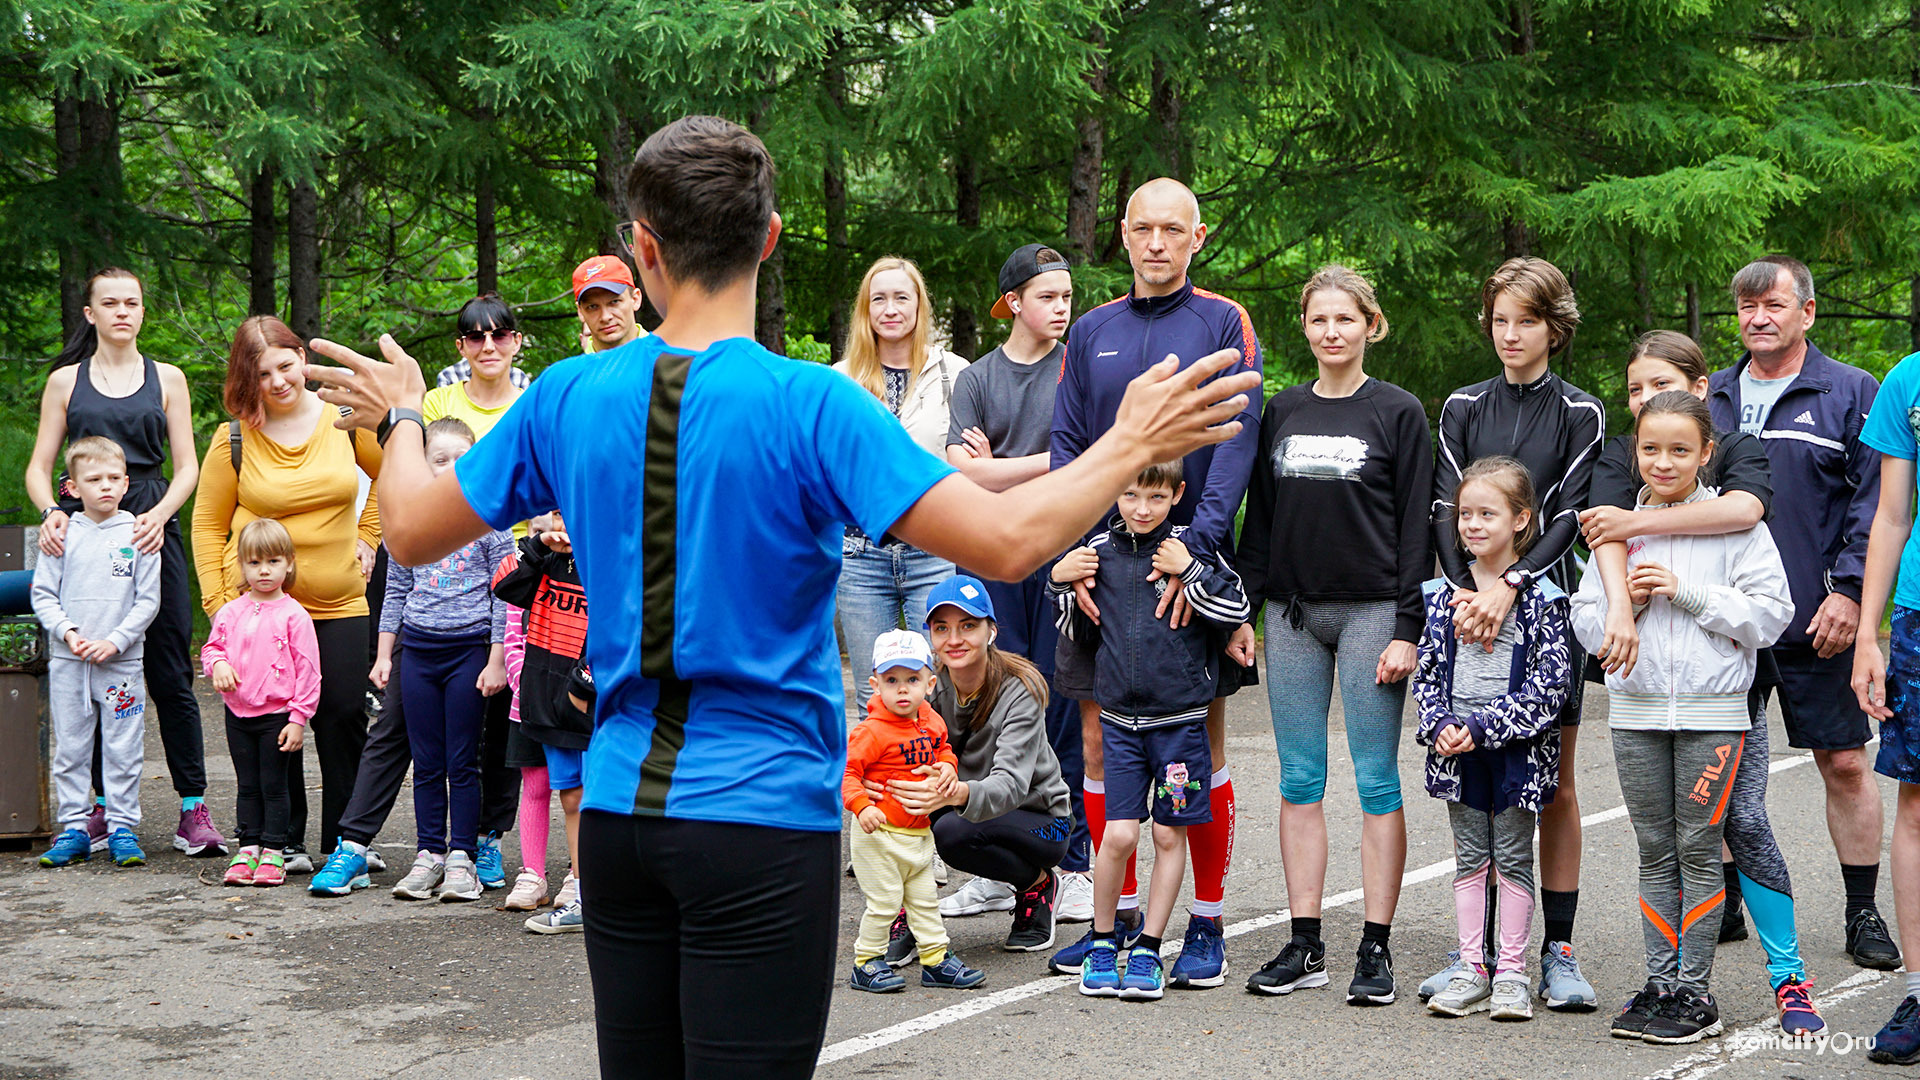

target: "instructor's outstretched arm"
[893,349,1257,581]
[305,335,491,566]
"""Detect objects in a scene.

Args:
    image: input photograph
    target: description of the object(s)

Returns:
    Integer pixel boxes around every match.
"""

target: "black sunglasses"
[459,328,519,345]
[618,220,667,257]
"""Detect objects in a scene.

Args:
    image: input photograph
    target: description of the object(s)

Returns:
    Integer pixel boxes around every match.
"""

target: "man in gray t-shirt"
[947,342,1065,461]
[1737,367,1793,435]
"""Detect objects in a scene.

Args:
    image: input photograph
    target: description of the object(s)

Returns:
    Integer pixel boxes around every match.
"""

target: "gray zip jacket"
[32,510,160,661]
[931,671,1072,822]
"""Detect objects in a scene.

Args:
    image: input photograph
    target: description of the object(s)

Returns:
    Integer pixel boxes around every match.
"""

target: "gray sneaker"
[438,851,482,902]
[1490,974,1533,1020]
[1428,967,1493,1017]
[1537,941,1597,1011]
[391,852,444,900]
[526,899,584,934]
[1419,950,1466,1002]
[364,848,388,873]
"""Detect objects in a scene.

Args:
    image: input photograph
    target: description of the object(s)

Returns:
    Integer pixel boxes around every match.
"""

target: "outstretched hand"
[1110,348,1258,466]
[304,335,428,431]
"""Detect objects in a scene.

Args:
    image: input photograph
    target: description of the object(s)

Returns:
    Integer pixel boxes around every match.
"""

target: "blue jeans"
[838,532,952,712]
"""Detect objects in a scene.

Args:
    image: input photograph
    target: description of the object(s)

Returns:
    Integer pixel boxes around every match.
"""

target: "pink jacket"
[202,594,321,726]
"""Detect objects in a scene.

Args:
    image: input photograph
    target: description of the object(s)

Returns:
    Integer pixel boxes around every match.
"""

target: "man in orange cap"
[573,255,645,354]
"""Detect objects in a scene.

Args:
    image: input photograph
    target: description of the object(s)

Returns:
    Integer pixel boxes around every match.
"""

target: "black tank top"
[64,355,170,515]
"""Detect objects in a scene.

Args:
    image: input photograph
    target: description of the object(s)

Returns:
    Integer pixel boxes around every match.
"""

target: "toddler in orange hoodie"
[844,629,984,993]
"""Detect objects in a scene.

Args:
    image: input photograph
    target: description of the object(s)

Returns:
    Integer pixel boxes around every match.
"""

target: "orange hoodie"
[843,696,959,830]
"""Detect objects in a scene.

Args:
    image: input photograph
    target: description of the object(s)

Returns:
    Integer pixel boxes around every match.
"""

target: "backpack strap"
[229,421,243,473]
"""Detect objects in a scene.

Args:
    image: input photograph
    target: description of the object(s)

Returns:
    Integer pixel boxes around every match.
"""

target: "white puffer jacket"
[833,348,969,458]
[1570,485,1794,732]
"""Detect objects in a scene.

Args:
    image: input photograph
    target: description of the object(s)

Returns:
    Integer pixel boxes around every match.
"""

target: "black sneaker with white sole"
[1641,988,1722,1044]
[1246,937,1328,996]
[1611,981,1666,1039]
[884,909,917,968]
[1346,939,1395,1005]
[1847,907,1903,970]
[1004,872,1057,953]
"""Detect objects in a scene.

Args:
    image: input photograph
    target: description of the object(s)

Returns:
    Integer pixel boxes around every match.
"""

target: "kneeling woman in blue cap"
[862,574,1074,958]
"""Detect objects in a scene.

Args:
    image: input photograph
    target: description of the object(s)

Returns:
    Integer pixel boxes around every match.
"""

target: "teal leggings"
[1264,598,1407,815]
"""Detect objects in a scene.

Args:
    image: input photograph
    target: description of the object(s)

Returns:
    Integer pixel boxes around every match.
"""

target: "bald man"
[1047,177,1263,990]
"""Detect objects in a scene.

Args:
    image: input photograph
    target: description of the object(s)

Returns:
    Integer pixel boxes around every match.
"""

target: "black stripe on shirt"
[635,349,694,815]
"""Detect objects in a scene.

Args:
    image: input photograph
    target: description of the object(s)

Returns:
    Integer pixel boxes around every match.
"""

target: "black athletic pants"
[227,708,293,849]
[581,810,838,1079]
[932,806,1071,888]
[286,616,369,854]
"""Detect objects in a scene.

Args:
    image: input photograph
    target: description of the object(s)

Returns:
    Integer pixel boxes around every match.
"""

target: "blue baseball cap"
[925,575,995,623]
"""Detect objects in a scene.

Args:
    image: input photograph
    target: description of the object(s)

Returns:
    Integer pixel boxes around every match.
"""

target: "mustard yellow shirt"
[424,380,528,537]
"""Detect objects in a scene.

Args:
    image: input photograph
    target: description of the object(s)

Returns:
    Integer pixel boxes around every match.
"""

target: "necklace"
[93,356,140,398]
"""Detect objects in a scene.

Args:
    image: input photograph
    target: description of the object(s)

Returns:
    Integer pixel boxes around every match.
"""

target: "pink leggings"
[518,765,551,876]
[1449,802,1537,975]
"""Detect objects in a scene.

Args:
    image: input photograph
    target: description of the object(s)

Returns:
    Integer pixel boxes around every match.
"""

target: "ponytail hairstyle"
[1299,264,1390,343]
[1455,456,1539,559]
[50,267,145,371]
[965,631,1052,734]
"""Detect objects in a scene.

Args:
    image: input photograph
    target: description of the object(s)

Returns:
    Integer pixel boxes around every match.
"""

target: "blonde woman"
[834,256,969,711]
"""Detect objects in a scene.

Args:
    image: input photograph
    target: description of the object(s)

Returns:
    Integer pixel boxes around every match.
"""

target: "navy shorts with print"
[1877,607,1920,785]
[1101,720,1213,827]
[1054,623,1256,702]
[1760,643,1874,751]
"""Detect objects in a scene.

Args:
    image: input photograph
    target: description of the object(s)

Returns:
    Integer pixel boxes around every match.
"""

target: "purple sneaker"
[173,804,229,856]
[86,804,109,853]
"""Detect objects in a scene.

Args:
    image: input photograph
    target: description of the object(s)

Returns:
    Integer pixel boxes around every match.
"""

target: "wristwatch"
[376,407,424,447]
[1501,567,1531,591]
[39,504,60,521]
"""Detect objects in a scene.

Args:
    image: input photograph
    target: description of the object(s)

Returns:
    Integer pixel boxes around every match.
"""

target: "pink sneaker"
[252,852,286,887]
[224,852,257,886]
[86,804,109,853]
[174,804,229,857]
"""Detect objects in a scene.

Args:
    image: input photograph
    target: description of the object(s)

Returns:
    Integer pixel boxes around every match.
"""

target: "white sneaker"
[364,848,387,873]
[503,870,548,911]
[1490,974,1533,1020]
[933,852,949,886]
[392,851,444,900]
[554,870,580,909]
[940,876,1016,917]
[438,851,482,902]
[1056,871,1094,923]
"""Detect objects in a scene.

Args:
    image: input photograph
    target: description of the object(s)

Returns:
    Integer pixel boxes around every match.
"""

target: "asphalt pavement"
[0,665,1910,1079]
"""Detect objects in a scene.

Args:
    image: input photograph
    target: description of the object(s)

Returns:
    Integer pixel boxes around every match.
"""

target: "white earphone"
[1010,302,1021,314]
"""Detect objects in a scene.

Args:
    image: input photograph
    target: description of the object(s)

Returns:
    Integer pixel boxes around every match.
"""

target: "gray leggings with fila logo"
[1612,727,1744,993]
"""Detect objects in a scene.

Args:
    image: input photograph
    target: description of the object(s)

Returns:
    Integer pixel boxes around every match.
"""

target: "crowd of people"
[23,113,1920,1076]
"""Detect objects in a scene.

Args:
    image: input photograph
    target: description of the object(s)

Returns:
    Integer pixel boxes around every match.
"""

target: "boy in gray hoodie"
[34,436,161,867]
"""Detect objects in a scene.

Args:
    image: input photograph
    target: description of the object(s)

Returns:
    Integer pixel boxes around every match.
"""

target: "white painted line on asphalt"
[818,747,1827,1068]
[1640,968,1888,1080]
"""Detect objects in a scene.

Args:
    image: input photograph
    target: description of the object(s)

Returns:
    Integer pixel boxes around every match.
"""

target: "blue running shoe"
[474,833,507,890]
[850,958,906,993]
[1871,995,1920,1065]
[1169,913,1226,988]
[1537,941,1596,1011]
[1120,946,1166,1000]
[1079,938,1122,997]
[310,845,372,896]
[107,827,145,867]
[1049,909,1143,975]
[922,954,986,989]
[39,828,91,868]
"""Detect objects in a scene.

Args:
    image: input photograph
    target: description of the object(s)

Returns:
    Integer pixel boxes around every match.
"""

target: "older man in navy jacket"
[1708,254,1899,972]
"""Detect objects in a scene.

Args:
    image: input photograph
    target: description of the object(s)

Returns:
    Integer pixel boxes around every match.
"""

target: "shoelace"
[1778,981,1818,1014]
[1087,943,1120,973]
[1620,987,1660,1015]
[1855,909,1893,940]
[1125,951,1159,980]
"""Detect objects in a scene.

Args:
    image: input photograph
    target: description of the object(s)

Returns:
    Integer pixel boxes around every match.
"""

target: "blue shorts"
[1101,721,1212,827]
[1877,607,1920,785]
[544,744,585,791]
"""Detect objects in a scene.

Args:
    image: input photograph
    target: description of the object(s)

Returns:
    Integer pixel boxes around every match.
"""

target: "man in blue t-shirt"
[308,116,1259,1080]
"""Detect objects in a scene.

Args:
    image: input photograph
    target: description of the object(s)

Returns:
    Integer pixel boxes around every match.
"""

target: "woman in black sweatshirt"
[1238,265,1432,1005]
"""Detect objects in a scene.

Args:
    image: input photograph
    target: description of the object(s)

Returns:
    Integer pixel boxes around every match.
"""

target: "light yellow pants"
[850,823,949,966]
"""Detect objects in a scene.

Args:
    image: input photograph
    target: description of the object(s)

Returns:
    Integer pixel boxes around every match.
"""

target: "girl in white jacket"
[1571,391,1793,1045]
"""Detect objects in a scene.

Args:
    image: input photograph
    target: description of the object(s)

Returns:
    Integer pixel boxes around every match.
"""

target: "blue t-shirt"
[455,335,955,831]
[1860,350,1920,612]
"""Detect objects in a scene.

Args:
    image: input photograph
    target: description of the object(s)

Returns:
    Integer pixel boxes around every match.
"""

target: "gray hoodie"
[931,670,1071,823]
[32,510,161,661]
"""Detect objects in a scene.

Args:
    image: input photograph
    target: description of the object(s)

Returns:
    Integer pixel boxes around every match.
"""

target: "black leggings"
[932,807,1071,888]
[227,708,293,848]
[580,810,838,1079]
[286,616,369,854]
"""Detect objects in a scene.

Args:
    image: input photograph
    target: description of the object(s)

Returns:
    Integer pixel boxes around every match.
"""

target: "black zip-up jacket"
[1049,517,1251,728]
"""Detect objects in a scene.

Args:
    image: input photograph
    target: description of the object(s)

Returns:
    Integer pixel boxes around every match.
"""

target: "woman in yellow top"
[192,315,382,871]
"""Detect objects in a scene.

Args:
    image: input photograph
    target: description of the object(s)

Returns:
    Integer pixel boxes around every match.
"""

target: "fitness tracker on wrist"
[1501,567,1530,591]
[376,407,424,448]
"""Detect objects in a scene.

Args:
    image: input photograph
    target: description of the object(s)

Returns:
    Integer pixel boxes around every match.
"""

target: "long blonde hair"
[844,256,932,406]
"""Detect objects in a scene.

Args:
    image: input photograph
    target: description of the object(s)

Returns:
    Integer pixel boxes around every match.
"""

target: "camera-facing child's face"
[1455,479,1529,564]
[71,458,129,520]
[245,552,290,597]
[867,664,931,718]
[1117,480,1184,535]
[425,433,473,478]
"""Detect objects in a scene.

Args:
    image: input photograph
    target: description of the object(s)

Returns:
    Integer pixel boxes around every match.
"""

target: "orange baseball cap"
[572,256,635,300]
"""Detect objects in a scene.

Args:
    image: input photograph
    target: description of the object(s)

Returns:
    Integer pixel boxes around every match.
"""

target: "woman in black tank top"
[26,267,224,856]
